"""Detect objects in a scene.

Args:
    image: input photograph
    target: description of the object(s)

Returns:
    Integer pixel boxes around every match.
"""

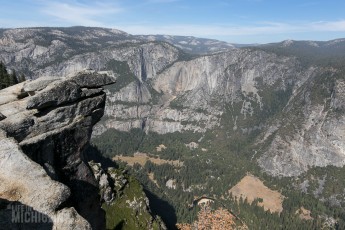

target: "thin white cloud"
[115,20,345,37]
[39,1,123,26]
[147,0,180,3]
[310,20,345,31]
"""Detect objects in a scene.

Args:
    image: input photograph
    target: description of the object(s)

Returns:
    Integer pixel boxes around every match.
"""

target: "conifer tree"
[0,62,24,89]
[10,69,18,85]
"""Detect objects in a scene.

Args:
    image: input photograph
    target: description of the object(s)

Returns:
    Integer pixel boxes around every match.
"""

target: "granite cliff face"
[0,27,344,180]
[258,72,345,176]
[0,71,114,229]
[100,48,313,135]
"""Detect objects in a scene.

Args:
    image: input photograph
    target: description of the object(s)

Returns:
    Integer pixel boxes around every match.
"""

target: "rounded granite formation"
[0,71,115,229]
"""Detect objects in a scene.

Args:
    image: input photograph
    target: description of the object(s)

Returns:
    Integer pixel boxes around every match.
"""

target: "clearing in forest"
[229,174,284,213]
[113,152,183,167]
[156,144,167,152]
[147,172,159,187]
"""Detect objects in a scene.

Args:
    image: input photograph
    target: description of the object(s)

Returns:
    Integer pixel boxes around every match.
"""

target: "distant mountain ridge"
[137,34,235,54]
[256,38,345,67]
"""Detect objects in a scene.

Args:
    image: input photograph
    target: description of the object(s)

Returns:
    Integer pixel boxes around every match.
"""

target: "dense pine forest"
[92,127,345,229]
[0,62,25,89]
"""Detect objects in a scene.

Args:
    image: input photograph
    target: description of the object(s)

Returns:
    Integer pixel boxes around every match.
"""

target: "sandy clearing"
[113,152,183,167]
[229,174,284,213]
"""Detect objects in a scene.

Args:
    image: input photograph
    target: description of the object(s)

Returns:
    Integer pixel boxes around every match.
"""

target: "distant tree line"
[0,62,25,90]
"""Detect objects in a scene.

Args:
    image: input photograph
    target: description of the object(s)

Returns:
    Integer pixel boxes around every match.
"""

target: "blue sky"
[0,0,345,43]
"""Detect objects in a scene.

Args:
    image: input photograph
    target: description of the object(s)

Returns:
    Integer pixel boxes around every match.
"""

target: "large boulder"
[0,71,115,229]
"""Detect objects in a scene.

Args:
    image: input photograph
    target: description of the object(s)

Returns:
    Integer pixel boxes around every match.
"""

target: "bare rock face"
[0,71,116,229]
[331,80,345,111]
[258,76,345,177]
[100,48,310,134]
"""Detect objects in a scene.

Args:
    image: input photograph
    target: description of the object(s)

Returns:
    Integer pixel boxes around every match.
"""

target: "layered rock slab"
[0,71,116,229]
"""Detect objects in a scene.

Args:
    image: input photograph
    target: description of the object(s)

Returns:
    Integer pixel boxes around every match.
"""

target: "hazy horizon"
[2,25,345,45]
[1,0,345,44]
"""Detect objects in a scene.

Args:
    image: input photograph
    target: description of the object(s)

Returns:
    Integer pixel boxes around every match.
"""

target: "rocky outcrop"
[89,161,167,230]
[0,71,116,229]
[0,130,90,229]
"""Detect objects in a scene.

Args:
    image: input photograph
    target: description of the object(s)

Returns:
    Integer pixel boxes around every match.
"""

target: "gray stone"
[0,82,26,106]
[0,71,113,229]
[0,133,91,229]
[81,87,104,97]
[26,80,82,110]
[70,71,117,88]
[23,76,61,93]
